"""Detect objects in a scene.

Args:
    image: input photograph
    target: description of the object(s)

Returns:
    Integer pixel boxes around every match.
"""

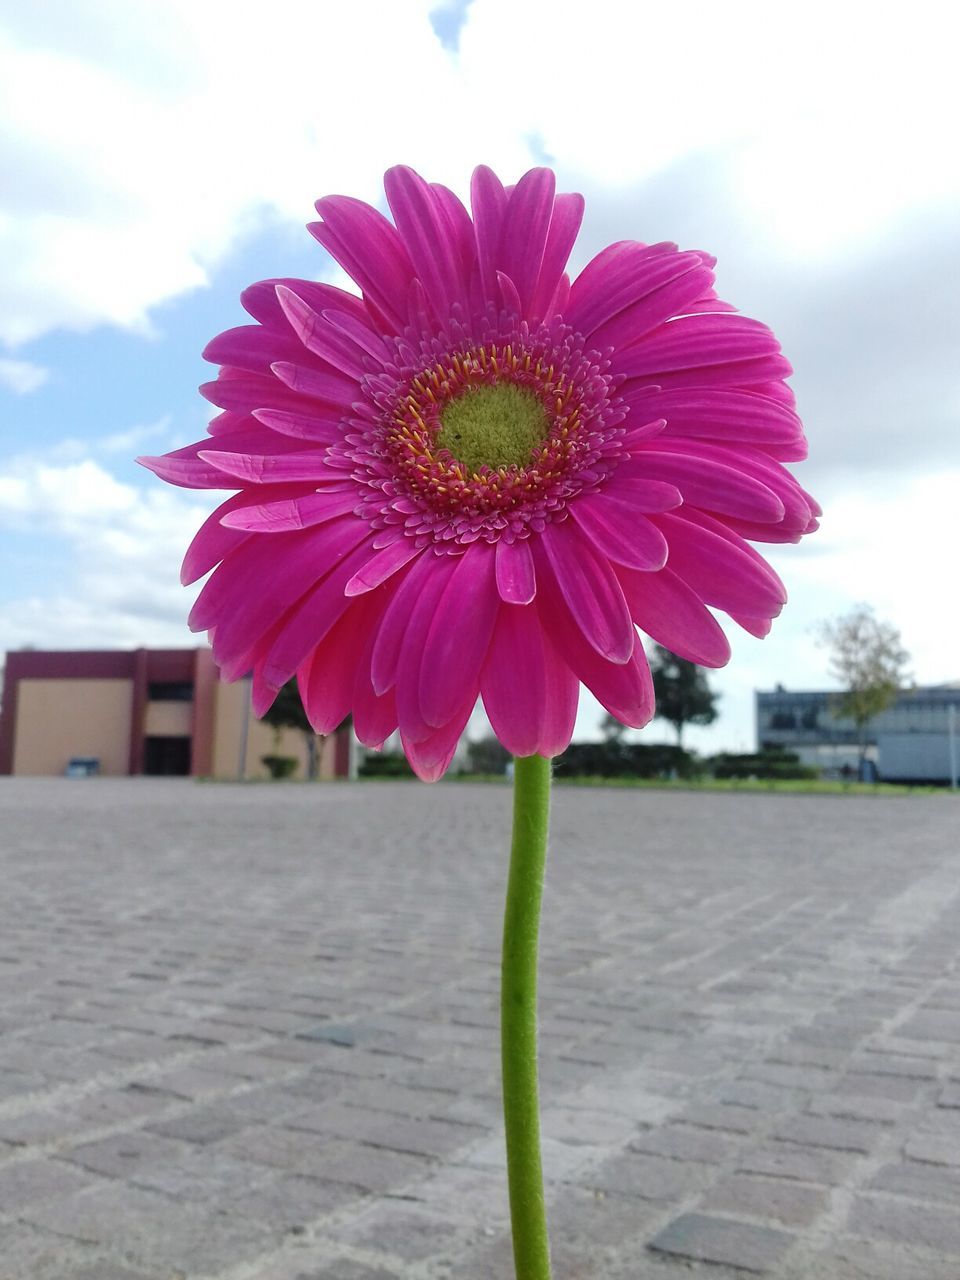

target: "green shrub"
[260,754,299,779]
[554,741,702,780]
[359,752,414,779]
[710,749,819,781]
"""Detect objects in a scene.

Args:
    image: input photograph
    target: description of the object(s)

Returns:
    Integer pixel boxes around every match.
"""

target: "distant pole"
[949,704,958,791]
[237,676,252,781]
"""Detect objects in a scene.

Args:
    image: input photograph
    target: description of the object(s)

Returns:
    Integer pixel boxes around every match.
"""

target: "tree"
[600,712,627,743]
[260,679,330,780]
[818,604,910,773]
[649,645,719,746]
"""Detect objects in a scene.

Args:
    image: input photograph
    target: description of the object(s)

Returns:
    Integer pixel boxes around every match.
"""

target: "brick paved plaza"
[1,778,958,1279]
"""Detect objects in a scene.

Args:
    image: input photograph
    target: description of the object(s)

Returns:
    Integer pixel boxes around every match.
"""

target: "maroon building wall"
[1,649,196,776]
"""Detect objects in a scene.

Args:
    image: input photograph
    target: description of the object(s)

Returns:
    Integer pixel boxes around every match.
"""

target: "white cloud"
[3,1,957,347]
[0,450,217,651]
[0,0,527,347]
[0,357,48,393]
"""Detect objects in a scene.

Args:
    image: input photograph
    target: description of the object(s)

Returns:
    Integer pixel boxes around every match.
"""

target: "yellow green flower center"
[437,382,549,473]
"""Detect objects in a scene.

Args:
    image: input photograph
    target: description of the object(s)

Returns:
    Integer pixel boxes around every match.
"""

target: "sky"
[1,0,957,754]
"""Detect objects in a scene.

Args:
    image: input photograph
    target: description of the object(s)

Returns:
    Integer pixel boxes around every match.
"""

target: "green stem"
[501,753,553,1280]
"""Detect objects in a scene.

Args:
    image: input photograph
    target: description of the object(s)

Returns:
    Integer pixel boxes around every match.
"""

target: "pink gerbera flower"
[141,165,818,781]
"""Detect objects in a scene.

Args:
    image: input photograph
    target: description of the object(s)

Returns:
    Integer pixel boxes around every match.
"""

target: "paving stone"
[4,779,960,1278]
[812,1236,960,1280]
[284,1105,484,1158]
[549,1184,661,1271]
[146,1102,252,1144]
[649,1211,795,1272]
[61,1130,187,1177]
[737,1143,855,1185]
[264,1263,398,1280]
[57,1268,152,1280]
[0,1155,94,1210]
[772,1114,882,1154]
[896,1010,960,1043]
[680,1102,768,1134]
[701,1171,831,1226]
[215,1172,364,1229]
[222,1126,432,1191]
[579,1149,710,1201]
[868,1158,960,1204]
[327,1197,465,1261]
[0,1222,82,1276]
[128,1148,274,1200]
[833,1071,925,1102]
[849,1194,960,1254]
[629,1121,741,1163]
[806,1092,907,1125]
[903,1131,960,1166]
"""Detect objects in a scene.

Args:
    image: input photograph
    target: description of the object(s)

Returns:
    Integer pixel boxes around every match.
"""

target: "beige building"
[0,649,349,780]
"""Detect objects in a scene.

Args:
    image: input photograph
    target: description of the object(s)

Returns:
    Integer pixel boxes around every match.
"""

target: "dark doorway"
[143,736,192,776]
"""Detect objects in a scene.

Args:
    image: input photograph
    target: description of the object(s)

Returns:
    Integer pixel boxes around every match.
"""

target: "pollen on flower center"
[435,381,547,478]
[437,383,549,473]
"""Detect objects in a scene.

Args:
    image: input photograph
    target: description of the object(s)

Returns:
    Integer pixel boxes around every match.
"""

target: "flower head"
[141,165,818,780]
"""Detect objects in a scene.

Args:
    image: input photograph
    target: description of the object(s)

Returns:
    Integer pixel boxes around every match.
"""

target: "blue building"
[755,684,960,783]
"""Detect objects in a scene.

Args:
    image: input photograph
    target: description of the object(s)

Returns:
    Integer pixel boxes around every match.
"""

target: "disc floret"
[345,320,627,546]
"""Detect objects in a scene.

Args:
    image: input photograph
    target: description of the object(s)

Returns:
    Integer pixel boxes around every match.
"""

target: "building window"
[148,681,194,702]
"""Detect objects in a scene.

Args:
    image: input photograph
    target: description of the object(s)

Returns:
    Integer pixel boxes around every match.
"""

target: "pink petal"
[190,523,340,642]
[588,264,716,352]
[480,604,546,758]
[351,603,400,748]
[202,325,311,375]
[430,182,477,301]
[566,240,679,335]
[199,371,327,414]
[352,682,398,750]
[322,308,393,363]
[220,489,359,532]
[537,562,652,727]
[275,286,368,380]
[402,696,476,782]
[300,594,383,735]
[419,544,499,728]
[139,422,315,490]
[623,435,818,530]
[602,477,683,512]
[309,196,415,332]
[470,164,508,299]
[370,552,457,696]
[570,494,669,571]
[197,449,335,485]
[180,493,257,585]
[251,407,342,443]
[539,521,637,664]
[495,538,536,604]
[259,531,376,689]
[344,538,424,596]
[617,448,786,523]
[614,315,792,389]
[496,271,522,316]
[537,626,580,757]
[654,511,786,619]
[528,193,584,323]
[240,276,370,331]
[498,168,557,319]
[731,613,774,638]
[616,566,732,667]
[622,387,805,448]
[384,166,469,319]
[270,360,360,405]
[394,558,465,743]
